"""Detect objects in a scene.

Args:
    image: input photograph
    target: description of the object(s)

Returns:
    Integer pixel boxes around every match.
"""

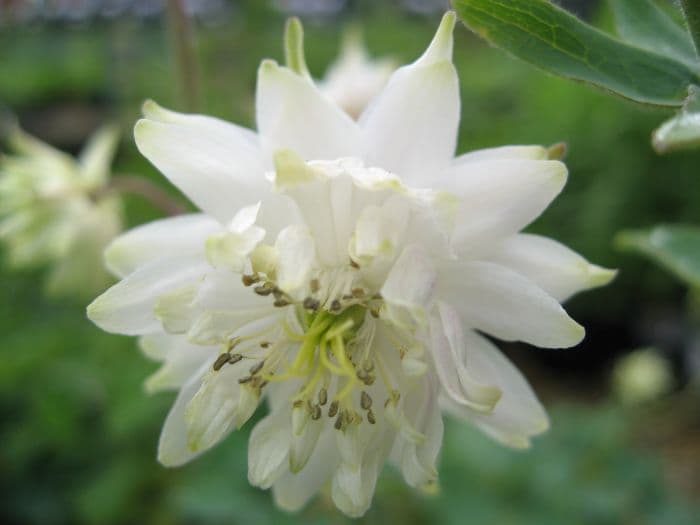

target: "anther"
[311,404,322,420]
[258,380,269,389]
[254,284,274,296]
[367,409,376,424]
[310,279,320,293]
[274,298,290,307]
[318,388,328,406]
[360,391,372,410]
[370,309,380,318]
[303,297,320,311]
[328,400,339,418]
[293,399,304,409]
[363,375,376,386]
[213,353,231,371]
[238,376,253,384]
[349,259,360,269]
[351,288,365,298]
[241,274,259,287]
[363,361,374,372]
[272,288,284,299]
[330,299,342,312]
[334,414,343,430]
[229,353,243,364]
[249,360,265,375]
[259,341,271,348]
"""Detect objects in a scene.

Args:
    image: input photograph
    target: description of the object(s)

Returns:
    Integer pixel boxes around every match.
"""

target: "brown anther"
[303,297,320,311]
[363,361,374,372]
[241,274,259,287]
[367,409,376,424]
[260,341,271,348]
[318,388,328,406]
[330,299,342,312]
[342,294,354,301]
[238,376,253,384]
[372,292,382,300]
[328,400,339,418]
[229,353,243,364]
[349,259,360,269]
[212,353,231,371]
[272,288,284,299]
[311,404,322,420]
[293,399,304,408]
[310,279,320,293]
[249,360,265,375]
[334,415,343,430]
[399,346,407,359]
[274,298,290,307]
[254,284,273,296]
[351,288,365,298]
[370,309,380,318]
[360,391,372,410]
[258,380,269,389]
[356,369,368,381]
[363,375,376,386]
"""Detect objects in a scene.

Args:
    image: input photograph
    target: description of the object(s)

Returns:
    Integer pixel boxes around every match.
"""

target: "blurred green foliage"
[1,1,700,524]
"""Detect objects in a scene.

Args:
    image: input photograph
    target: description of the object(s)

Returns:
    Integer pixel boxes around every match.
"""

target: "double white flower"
[0,125,122,296]
[88,13,614,517]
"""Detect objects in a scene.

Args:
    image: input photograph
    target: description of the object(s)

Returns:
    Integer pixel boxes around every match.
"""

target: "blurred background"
[1,0,700,523]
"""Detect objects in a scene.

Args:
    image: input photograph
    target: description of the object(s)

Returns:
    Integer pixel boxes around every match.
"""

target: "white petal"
[134,101,266,224]
[184,359,250,454]
[157,360,213,467]
[444,330,549,449]
[380,244,437,328]
[139,334,215,393]
[440,261,584,348]
[452,145,547,166]
[248,411,291,489]
[105,214,220,278]
[256,60,361,160]
[289,405,323,473]
[275,224,316,294]
[447,159,567,255]
[272,430,337,512]
[78,124,120,188]
[429,302,502,412]
[87,256,210,335]
[359,12,458,185]
[486,234,616,302]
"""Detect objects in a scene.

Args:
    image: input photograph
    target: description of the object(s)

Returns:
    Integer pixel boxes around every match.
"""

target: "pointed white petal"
[381,245,437,328]
[139,334,215,393]
[105,214,220,278]
[157,360,213,467]
[429,302,502,412]
[447,160,567,255]
[359,12,458,185]
[184,359,250,454]
[486,234,616,302]
[440,261,584,348]
[444,330,550,449]
[134,102,265,223]
[248,411,291,489]
[452,145,547,166]
[78,124,120,188]
[87,256,210,335]
[256,60,360,160]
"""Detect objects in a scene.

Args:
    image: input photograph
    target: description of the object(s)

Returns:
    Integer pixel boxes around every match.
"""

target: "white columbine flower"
[0,125,122,296]
[88,13,614,517]
[317,28,396,118]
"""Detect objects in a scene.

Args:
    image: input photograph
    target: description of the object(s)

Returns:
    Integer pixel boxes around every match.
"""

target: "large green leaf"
[451,0,699,107]
[652,85,700,153]
[616,225,700,287]
[609,0,699,70]
[680,0,700,58]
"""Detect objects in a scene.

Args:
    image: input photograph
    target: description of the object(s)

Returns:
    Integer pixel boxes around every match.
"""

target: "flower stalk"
[166,0,201,112]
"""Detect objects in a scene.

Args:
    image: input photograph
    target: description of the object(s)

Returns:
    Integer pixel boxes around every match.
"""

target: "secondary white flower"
[88,13,615,517]
[317,29,396,118]
[0,125,122,296]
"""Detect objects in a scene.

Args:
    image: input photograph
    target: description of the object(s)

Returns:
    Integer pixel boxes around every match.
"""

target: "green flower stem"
[101,175,188,216]
[166,0,201,112]
[681,0,700,57]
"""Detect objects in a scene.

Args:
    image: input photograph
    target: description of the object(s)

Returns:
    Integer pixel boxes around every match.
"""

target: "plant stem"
[166,0,201,112]
[104,175,188,216]
[680,0,700,58]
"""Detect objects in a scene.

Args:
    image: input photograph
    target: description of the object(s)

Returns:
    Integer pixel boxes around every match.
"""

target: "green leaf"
[451,0,699,107]
[680,0,700,58]
[609,0,699,70]
[652,85,700,153]
[616,225,700,287]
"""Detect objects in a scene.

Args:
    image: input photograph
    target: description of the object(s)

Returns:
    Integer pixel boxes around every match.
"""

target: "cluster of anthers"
[210,260,412,434]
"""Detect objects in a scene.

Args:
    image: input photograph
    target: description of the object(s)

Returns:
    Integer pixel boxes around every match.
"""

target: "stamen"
[249,360,265,375]
[367,409,376,424]
[360,391,372,410]
[318,388,328,406]
[328,400,339,418]
[254,283,274,296]
[238,376,253,384]
[241,274,259,287]
[213,353,232,371]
